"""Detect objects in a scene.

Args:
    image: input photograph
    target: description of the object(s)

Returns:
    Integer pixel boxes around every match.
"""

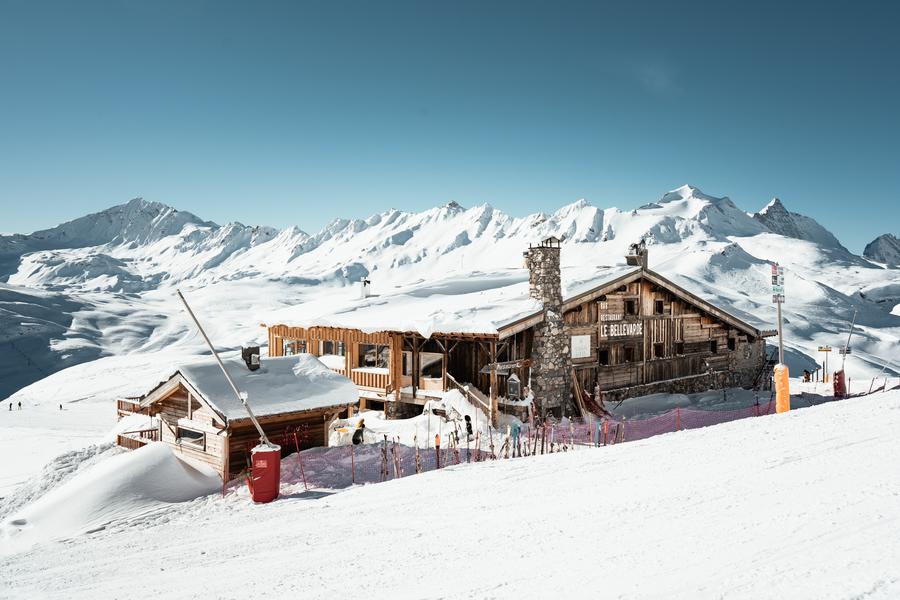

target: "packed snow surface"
[176,354,358,421]
[1,389,899,597]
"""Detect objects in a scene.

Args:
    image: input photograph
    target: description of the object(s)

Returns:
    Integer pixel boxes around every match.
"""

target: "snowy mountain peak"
[863,233,900,266]
[659,184,707,203]
[752,197,847,252]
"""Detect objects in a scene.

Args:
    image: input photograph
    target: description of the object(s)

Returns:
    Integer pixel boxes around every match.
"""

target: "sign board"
[571,334,592,359]
[817,346,832,352]
[600,322,643,338]
[771,263,785,304]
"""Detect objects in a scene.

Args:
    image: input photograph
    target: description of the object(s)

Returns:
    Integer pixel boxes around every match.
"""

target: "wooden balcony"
[116,398,147,419]
[116,427,160,450]
[349,367,390,392]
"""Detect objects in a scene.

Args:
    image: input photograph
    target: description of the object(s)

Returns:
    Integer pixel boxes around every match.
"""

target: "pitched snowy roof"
[172,354,358,422]
[267,265,640,338]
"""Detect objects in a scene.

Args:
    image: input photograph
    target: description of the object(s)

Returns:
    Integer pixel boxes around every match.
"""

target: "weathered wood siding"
[565,275,765,395]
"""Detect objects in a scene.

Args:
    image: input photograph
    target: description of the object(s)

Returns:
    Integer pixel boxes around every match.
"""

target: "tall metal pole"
[841,309,858,371]
[776,300,785,365]
[176,289,273,447]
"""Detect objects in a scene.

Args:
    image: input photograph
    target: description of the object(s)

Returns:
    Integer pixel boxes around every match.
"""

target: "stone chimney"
[524,236,573,417]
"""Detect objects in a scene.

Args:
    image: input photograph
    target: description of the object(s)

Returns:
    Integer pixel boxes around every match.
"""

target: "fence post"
[676,407,681,431]
[350,444,356,484]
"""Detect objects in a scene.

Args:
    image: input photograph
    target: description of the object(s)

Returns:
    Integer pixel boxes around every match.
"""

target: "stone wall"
[525,242,576,418]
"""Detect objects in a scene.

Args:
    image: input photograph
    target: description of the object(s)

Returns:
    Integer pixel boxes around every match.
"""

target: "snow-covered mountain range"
[2,185,899,400]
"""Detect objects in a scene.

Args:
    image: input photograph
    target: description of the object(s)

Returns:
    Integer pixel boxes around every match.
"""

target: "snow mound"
[1,442,221,555]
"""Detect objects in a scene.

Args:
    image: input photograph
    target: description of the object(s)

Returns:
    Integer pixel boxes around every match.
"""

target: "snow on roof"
[178,354,358,422]
[266,265,640,337]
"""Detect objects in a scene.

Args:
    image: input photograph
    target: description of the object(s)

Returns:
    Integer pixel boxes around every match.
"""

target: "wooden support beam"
[489,341,498,427]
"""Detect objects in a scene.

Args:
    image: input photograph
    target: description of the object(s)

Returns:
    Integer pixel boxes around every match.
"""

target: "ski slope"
[2,389,899,599]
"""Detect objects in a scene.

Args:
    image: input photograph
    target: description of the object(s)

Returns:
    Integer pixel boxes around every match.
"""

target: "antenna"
[177,289,274,447]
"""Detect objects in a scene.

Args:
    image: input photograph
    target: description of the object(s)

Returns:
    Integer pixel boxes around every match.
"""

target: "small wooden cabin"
[266,242,774,419]
[116,354,358,481]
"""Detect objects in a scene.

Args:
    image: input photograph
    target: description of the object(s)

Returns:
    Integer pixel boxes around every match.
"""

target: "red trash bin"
[833,369,846,399]
[249,443,281,503]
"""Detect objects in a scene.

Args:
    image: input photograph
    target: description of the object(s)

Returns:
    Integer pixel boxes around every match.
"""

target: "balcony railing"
[116,427,160,450]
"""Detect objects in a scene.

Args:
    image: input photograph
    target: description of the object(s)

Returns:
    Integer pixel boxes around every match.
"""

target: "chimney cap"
[539,235,561,248]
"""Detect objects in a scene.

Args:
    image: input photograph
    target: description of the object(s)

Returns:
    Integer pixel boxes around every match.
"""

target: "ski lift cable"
[176,289,274,448]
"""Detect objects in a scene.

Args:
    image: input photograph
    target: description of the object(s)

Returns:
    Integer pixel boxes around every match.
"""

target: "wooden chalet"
[116,353,358,481]
[267,240,774,420]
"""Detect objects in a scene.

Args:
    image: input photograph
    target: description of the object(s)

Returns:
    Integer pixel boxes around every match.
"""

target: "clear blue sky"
[1,0,898,252]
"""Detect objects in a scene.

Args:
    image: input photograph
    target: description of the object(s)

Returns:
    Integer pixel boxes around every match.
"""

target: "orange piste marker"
[775,364,790,413]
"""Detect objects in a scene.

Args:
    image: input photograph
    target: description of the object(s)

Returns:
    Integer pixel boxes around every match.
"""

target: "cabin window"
[709,340,718,354]
[358,344,390,369]
[653,343,665,359]
[402,351,412,376]
[598,348,610,366]
[623,346,635,363]
[321,340,346,356]
[624,299,638,316]
[419,352,443,378]
[654,300,664,315]
[283,340,307,355]
[675,342,685,355]
[177,427,205,450]
[727,337,736,351]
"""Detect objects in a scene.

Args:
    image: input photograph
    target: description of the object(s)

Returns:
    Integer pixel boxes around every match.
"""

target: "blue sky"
[1,0,898,252]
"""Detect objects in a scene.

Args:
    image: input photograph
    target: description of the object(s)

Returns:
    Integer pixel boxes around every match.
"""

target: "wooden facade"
[557,271,768,403]
[116,374,351,481]
[268,267,770,418]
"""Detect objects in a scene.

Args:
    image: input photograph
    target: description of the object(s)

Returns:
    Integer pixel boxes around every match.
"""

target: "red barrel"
[249,444,281,503]
[833,370,847,399]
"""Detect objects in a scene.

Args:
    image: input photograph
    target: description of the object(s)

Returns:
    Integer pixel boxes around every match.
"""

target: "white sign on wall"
[571,334,592,359]
[600,322,643,338]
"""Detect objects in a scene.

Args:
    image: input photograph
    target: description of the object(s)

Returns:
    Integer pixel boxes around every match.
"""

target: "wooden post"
[390,333,403,400]
[490,341,499,427]
[441,336,449,392]
[412,336,419,399]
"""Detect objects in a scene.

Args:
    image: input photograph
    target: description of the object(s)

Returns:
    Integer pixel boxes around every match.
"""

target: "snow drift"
[0,442,220,555]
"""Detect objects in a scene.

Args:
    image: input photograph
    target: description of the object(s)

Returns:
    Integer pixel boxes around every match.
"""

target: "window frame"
[624,299,638,316]
[357,343,390,369]
[176,426,206,451]
[598,347,610,366]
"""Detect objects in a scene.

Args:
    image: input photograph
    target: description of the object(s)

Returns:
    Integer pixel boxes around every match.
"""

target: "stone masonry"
[525,238,576,418]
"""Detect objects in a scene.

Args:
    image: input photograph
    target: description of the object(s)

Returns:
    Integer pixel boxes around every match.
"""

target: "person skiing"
[59,404,63,411]
[511,421,521,451]
[17,401,21,410]
[464,414,473,440]
[352,419,366,445]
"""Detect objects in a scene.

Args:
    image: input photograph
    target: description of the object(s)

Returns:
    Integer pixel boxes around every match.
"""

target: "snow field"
[2,389,899,599]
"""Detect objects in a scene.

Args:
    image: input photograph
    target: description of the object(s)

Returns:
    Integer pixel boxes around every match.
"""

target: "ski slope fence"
[233,381,900,494]
[237,398,788,493]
